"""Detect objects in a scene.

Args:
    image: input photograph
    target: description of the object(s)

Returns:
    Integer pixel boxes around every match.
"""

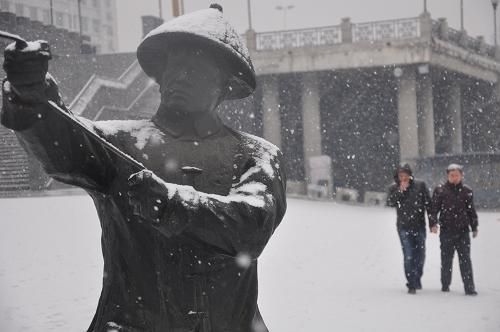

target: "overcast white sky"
[116,0,492,53]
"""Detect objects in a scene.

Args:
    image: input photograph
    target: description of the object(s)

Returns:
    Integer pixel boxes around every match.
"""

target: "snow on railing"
[253,16,496,61]
[352,17,421,42]
[91,78,157,121]
[256,25,342,51]
[431,20,498,59]
[255,17,421,51]
[69,60,143,115]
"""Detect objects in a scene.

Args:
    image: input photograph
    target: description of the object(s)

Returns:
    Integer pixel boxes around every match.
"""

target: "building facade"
[0,13,499,208]
[0,0,118,53]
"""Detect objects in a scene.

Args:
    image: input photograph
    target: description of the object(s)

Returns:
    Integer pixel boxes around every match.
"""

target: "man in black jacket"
[387,164,432,294]
[430,164,478,296]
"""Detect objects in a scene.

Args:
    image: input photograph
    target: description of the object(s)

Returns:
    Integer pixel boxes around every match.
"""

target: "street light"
[49,0,54,25]
[492,0,499,47]
[77,0,82,37]
[247,0,253,30]
[275,4,295,30]
[460,0,464,31]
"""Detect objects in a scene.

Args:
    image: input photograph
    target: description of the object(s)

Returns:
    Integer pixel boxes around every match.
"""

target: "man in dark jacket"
[1,5,287,332]
[430,164,478,296]
[387,164,432,294]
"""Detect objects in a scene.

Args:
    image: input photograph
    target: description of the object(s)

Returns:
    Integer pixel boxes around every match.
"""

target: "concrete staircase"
[0,60,156,194]
[0,125,30,192]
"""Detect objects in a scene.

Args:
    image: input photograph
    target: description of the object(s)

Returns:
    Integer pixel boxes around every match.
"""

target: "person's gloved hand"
[3,40,51,86]
[473,229,478,238]
[127,170,169,224]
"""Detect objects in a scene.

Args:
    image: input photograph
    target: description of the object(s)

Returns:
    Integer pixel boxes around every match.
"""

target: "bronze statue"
[2,5,286,332]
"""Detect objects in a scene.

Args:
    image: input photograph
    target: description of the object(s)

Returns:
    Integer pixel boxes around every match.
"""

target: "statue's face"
[159,47,228,114]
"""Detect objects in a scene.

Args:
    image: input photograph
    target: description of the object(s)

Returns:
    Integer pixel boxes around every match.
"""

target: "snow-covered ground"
[0,195,499,331]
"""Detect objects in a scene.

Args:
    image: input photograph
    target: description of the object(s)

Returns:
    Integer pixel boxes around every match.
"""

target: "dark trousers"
[440,231,475,292]
[398,228,426,289]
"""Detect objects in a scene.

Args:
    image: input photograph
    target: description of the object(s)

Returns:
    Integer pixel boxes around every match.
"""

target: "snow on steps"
[69,60,150,117]
[0,125,30,192]
[1,59,154,193]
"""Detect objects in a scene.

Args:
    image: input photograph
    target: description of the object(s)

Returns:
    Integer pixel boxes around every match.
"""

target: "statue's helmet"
[137,4,256,100]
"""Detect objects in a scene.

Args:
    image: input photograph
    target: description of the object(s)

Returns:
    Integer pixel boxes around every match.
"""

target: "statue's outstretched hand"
[4,40,51,86]
[127,170,169,224]
[3,40,61,107]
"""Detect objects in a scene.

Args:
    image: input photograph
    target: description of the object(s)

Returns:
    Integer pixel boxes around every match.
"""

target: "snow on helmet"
[136,4,256,100]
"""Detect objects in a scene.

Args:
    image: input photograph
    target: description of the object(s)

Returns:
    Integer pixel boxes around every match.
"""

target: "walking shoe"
[441,286,450,292]
[465,290,478,296]
[416,280,422,290]
[408,288,416,294]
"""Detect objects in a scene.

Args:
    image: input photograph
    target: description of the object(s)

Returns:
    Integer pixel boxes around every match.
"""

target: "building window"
[92,19,100,33]
[106,25,113,36]
[92,0,99,8]
[108,41,114,52]
[29,6,38,21]
[0,0,10,12]
[15,3,23,16]
[105,0,111,8]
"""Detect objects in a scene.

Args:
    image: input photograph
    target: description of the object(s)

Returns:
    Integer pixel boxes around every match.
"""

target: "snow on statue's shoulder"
[239,132,281,180]
[92,119,165,150]
[240,132,279,158]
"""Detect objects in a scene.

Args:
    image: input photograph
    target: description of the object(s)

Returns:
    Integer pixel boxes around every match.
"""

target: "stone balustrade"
[250,13,499,61]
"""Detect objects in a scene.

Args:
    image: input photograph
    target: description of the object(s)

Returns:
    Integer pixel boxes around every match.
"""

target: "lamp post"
[460,0,464,31]
[49,0,54,25]
[77,0,82,37]
[247,0,253,30]
[275,4,295,30]
[158,0,163,19]
[172,0,179,17]
[492,0,499,47]
[423,0,427,13]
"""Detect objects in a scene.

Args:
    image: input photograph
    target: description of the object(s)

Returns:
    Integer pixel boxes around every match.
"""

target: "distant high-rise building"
[0,0,118,53]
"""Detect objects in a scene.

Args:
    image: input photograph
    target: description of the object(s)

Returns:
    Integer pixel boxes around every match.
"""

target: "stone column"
[419,11,433,41]
[340,17,353,43]
[301,72,323,183]
[397,67,420,162]
[417,73,435,157]
[261,75,282,148]
[448,80,463,154]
